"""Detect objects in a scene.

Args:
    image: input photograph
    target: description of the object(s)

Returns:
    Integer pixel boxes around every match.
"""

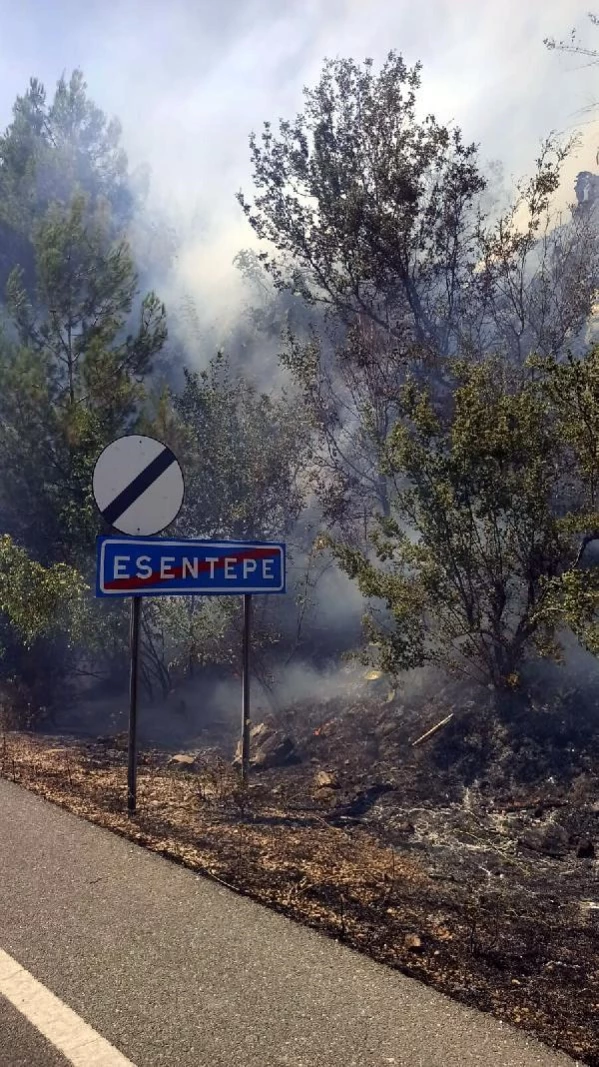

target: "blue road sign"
[96,536,286,598]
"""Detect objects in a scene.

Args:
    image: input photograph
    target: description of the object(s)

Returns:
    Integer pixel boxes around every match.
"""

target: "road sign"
[96,536,286,598]
[92,436,184,536]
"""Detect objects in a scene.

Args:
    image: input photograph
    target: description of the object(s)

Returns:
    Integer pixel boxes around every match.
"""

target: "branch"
[575,532,599,567]
[412,713,454,747]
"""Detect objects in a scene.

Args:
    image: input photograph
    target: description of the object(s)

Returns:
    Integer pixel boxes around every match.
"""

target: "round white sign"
[93,435,184,536]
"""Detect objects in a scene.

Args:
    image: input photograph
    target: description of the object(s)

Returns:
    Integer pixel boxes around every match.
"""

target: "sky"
[0,0,598,337]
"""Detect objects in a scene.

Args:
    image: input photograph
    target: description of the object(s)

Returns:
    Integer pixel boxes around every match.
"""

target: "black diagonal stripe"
[102,447,177,526]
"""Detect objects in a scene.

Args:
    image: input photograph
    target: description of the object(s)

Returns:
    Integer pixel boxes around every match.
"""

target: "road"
[0,778,579,1066]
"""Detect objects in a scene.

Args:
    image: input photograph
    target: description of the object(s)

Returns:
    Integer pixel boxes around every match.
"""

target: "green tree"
[0,193,166,566]
[168,352,310,541]
[532,346,599,655]
[0,70,134,291]
[133,352,314,690]
[0,534,89,647]
[332,356,590,690]
[0,533,93,720]
[0,72,174,713]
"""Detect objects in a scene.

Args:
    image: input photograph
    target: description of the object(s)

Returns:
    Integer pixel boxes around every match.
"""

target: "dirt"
[3,681,599,1064]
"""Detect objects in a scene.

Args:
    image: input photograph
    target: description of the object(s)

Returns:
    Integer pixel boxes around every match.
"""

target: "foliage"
[331,356,589,687]
[135,352,315,686]
[530,347,599,656]
[238,51,485,362]
[0,71,132,243]
[144,597,239,693]
[0,192,166,567]
[0,70,170,706]
[0,52,599,718]
[545,13,599,64]
[0,534,88,646]
[167,352,311,541]
[240,52,598,536]
[532,347,599,512]
[7,192,166,413]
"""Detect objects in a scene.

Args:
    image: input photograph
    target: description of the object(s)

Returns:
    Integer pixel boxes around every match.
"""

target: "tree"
[462,140,598,366]
[168,351,310,542]
[0,192,166,566]
[331,355,593,691]
[0,534,88,647]
[0,72,230,714]
[238,52,485,365]
[239,52,599,537]
[0,533,92,719]
[0,71,169,712]
[0,186,167,708]
[0,70,134,293]
[532,345,599,656]
[122,352,315,692]
[545,13,599,67]
[141,596,239,695]
[8,194,165,405]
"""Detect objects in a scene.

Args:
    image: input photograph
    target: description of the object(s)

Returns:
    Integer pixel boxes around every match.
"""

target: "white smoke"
[0,0,596,351]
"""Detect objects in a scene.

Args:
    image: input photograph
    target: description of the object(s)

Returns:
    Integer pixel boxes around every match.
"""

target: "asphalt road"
[0,778,579,1067]
[0,995,70,1066]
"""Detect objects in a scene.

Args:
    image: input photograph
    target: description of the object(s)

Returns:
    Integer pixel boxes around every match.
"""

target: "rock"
[577,838,595,859]
[232,723,268,767]
[233,721,298,771]
[168,753,199,769]
[313,720,336,738]
[519,822,569,857]
[404,934,423,952]
[249,721,272,744]
[313,769,339,790]
[254,734,296,769]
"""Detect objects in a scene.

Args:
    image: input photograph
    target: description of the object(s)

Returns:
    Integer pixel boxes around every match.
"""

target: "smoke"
[0,0,596,354]
[2,0,599,715]
[53,657,367,746]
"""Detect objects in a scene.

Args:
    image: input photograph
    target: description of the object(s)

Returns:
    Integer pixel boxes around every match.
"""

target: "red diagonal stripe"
[104,547,279,591]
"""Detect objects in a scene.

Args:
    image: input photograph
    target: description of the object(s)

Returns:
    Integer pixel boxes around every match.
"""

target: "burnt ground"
[2,678,599,1064]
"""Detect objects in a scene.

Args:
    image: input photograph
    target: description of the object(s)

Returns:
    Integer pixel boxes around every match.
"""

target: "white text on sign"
[112,555,275,581]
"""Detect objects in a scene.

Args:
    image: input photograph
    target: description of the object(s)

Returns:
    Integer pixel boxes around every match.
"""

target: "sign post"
[93,436,185,815]
[128,596,141,814]
[93,435,287,813]
[241,594,252,782]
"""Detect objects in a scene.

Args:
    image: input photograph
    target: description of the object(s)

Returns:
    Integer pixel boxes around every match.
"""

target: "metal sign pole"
[127,595,141,815]
[241,593,252,782]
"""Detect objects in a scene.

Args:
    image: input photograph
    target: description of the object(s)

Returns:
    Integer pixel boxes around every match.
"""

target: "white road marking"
[0,947,137,1066]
